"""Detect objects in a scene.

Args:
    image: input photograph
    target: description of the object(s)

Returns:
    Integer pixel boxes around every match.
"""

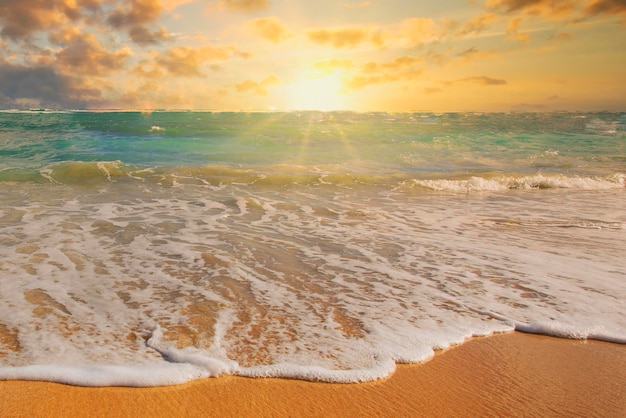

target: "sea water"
[0,111,624,386]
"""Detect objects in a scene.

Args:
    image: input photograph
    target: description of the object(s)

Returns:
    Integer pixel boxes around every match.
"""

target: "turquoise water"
[1,111,624,183]
[0,111,624,386]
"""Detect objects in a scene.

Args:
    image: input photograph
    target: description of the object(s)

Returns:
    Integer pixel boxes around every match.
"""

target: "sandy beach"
[1,332,624,417]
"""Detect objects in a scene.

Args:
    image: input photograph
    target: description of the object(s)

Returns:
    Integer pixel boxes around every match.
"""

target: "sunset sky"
[0,0,625,111]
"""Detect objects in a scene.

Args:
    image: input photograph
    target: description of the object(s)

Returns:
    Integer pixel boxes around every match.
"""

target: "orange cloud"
[235,75,279,95]
[484,0,579,18]
[342,75,383,90]
[120,81,203,110]
[382,55,423,69]
[457,46,491,59]
[429,75,507,97]
[0,0,183,44]
[314,59,354,72]
[584,0,626,16]
[52,29,131,76]
[307,28,382,48]
[161,0,197,10]
[156,45,241,76]
[360,56,423,73]
[341,55,423,90]
[457,76,507,85]
[247,17,291,43]
[505,17,531,43]
[0,0,85,40]
[423,86,443,94]
[343,70,422,90]
[208,0,269,13]
[107,0,171,45]
[131,61,166,78]
[107,0,162,27]
[401,18,442,45]
[131,26,170,45]
[458,13,497,35]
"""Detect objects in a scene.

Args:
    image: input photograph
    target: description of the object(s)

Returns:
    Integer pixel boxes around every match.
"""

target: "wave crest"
[409,173,625,192]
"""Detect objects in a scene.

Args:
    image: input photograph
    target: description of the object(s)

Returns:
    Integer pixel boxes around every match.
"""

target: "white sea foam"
[411,173,625,192]
[0,363,210,387]
[515,321,626,344]
[1,177,624,386]
[1,110,625,386]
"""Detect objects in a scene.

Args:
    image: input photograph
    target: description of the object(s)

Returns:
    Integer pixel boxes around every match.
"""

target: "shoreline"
[1,332,624,417]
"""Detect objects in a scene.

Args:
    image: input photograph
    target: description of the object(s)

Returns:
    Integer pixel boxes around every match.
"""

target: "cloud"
[484,0,579,18]
[131,61,166,78]
[107,0,162,27]
[0,0,173,45]
[246,17,291,43]
[423,87,443,94]
[107,0,171,45]
[208,0,270,13]
[341,55,423,90]
[584,0,626,16]
[457,12,497,35]
[425,75,508,96]
[401,18,443,45]
[307,28,382,48]
[50,29,131,76]
[458,46,480,57]
[457,46,495,61]
[0,61,103,108]
[314,59,354,73]
[0,0,86,40]
[362,56,423,73]
[155,45,242,76]
[457,76,508,85]
[118,80,200,109]
[342,70,422,90]
[128,26,170,45]
[342,75,383,90]
[505,17,531,43]
[235,75,278,95]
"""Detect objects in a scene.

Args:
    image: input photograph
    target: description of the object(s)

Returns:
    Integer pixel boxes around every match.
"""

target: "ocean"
[0,111,624,386]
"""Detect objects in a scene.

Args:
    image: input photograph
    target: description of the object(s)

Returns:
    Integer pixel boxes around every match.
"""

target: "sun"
[286,74,348,111]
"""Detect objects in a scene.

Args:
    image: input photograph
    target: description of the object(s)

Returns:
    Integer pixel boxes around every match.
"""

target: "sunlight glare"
[287,74,348,111]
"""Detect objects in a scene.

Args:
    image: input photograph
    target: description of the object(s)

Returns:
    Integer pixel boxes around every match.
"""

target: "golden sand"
[1,332,624,417]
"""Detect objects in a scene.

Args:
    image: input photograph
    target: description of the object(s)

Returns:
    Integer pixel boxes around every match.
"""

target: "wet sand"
[1,332,624,417]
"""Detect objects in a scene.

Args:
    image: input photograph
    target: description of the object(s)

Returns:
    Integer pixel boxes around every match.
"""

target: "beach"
[1,0,624,410]
[1,332,624,417]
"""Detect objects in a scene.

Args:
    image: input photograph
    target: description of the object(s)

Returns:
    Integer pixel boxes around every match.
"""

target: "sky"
[0,0,625,112]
